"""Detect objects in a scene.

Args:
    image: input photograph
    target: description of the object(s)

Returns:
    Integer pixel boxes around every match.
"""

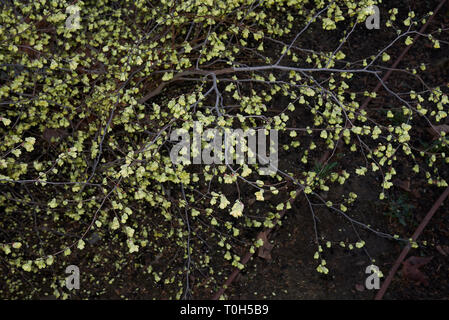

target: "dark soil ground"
[229,178,449,300]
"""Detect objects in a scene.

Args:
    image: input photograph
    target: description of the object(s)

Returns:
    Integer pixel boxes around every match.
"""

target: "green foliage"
[384,194,415,226]
[314,161,338,179]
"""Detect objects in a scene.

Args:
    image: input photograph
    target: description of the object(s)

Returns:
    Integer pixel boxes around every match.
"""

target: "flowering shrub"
[0,0,447,299]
